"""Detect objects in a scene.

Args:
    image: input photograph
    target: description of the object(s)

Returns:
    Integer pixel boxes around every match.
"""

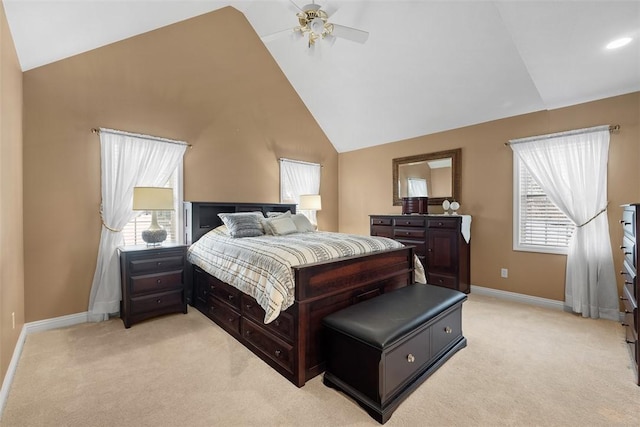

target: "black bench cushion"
[322,284,467,349]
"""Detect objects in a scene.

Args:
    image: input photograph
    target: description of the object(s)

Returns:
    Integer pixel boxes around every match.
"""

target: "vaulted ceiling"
[4,1,639,152]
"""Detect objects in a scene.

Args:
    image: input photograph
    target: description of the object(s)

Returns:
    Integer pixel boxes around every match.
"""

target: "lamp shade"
[132,187,174,211]
[299,194,322,211]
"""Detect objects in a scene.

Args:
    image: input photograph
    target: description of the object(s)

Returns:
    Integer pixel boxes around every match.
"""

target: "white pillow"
[266,215,298,236]
[266,210,291,218]
[291,214,316,232]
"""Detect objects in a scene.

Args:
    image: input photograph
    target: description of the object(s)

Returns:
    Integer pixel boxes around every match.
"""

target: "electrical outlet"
[501,268,508,278]
[12,312,15,329]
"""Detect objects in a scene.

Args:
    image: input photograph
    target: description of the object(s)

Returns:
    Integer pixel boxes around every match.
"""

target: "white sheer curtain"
[510,125,618,320]
[407,178,428,197]
[280,159,321,224]
[88,129,187,322]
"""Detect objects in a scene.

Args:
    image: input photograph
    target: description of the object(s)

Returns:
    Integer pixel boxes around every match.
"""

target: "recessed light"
[606,37,632,49]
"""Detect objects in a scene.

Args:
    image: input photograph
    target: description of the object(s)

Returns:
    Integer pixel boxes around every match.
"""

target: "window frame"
[512,153,573,255]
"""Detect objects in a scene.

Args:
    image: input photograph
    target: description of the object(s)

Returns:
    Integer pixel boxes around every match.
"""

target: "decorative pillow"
[210,224,230,236]
[265,215,298,236]
[291,214,316,232]
[266,210,291,218]
[218,212,264,238]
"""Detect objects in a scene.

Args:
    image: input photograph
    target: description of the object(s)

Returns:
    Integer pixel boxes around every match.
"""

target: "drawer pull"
[156,298,162,304]
[444,326,452,334]
[156,262,163,267]
[245,330,252,336]
[228,295,235,301]
[407,354,415,363]
[620,295,627,301]
[624,281,633,285]
[622,322,629,326]
[245,304,253,310]
[626,340,635,344]
[274,349,282,358]
[227,317,234,323]
[620,220,631,225]
[156,279,162,284]
[624,251,632,255]
[620,245,626,249]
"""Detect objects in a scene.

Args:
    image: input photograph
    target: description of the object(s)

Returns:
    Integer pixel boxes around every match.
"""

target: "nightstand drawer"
[130,289,183,315]
[128,254,185,275]
[130,271,183,295]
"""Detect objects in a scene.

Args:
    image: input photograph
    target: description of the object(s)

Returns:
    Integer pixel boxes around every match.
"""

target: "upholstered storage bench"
[322,284,467,424]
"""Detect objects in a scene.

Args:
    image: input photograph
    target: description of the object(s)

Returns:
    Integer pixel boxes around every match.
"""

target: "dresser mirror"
[392,148,461,206]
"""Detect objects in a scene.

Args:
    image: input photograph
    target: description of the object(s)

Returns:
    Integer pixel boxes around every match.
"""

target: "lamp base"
[142,229,167,246]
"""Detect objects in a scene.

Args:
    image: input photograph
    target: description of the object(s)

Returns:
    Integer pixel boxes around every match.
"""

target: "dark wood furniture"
[185,202,417,387]
[370,214,470,293]
[402,197,428,214]
[620,204,639,385]
[323,284,467,424]
[119,244,188,328]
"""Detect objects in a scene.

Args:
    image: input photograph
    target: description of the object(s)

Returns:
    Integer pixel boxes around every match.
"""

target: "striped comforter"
[187,228,425,324]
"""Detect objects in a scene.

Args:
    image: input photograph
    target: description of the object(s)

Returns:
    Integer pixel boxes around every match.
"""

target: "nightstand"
[119,244,188,328]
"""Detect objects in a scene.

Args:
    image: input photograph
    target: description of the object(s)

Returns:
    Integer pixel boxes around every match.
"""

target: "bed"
[183,201,419,387]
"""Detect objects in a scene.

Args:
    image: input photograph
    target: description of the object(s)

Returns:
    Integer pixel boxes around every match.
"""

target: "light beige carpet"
[1,294,638,427]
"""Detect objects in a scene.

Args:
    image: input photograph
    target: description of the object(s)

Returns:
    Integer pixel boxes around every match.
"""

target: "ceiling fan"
[264,1,369,47]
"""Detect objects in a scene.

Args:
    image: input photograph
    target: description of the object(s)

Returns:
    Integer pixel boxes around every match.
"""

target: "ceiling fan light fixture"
[606,37,632,49]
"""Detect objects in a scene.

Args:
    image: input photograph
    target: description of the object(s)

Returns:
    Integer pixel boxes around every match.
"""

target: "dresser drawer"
[427,218,458,229]
[371,225,393,238]
[427,272,457,290]
[393,217,425,228]
[242,318,294,374]
[371,217,392,226]
[622,235,636,269]
[241,295,295,342]
[622,208,636,238]
[394,228,425,239]
[383,327,430,399]
[130,289,183,315]
[128,254,185,275]
[207,296,241,335]
[431,306,463,358]
[130,271,182,295]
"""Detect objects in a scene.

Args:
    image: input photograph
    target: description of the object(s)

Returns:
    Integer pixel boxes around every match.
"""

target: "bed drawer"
[130,289,183,316]
[383,327,430,399]
[241,296,295,342]
[130,271,182,295]
[242,318,294,374]
[207,296,241,335]
[206,277,242,310]
[431,306,463,358]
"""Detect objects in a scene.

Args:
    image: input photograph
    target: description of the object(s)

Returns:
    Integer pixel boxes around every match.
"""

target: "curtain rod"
[91,128,192,148]
[279,157,323,167]
[504,124,620,146]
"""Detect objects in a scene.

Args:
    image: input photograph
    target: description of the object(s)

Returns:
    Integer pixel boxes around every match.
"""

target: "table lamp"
[132,187,173,246]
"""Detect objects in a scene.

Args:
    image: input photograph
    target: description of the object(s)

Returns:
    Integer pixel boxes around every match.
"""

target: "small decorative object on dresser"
[442,199,451,214]
[119,244,188,328]
[402,196,428,214]
[132,186,174,246]
[620,204,639,385]
[370,214,471,293]
[450,201,460,215]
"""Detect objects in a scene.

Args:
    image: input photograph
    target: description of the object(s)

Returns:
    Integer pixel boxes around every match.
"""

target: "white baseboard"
[0,311,88,419]
[470,285,624,321]
[470,284,565,311]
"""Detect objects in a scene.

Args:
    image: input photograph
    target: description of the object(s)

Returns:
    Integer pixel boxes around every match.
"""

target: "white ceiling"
[3,1,640,153]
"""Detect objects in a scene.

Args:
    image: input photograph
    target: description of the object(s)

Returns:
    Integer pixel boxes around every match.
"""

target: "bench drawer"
[383,327,430,399]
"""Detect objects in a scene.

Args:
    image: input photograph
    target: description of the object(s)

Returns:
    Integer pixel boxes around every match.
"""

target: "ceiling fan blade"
[288,0,304,13]
[261,28,298,43]
[330,23,369,44]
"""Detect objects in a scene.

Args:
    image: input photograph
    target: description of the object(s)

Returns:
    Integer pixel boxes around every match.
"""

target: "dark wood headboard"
[183,201,297,244]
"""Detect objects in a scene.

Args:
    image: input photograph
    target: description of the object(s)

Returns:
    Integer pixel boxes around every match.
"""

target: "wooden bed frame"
[183,201,416,387]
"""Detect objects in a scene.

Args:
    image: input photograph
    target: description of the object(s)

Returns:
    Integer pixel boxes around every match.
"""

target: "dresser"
[620,204,639,385]
[370,214,470,293]
[119,244,188,328]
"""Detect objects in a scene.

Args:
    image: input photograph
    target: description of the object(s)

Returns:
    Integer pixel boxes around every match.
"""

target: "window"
[407,178,428,197]
[121,163,184,246]
[279,158,321,223]
[513,154,574,254]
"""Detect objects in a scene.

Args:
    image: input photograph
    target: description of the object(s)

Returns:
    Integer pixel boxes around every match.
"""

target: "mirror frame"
[392,148,462,206]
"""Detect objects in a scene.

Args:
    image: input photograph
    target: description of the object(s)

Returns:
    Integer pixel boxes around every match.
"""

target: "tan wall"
[0,2,25,379]
[340,93,640,302]
[22,7,338,322]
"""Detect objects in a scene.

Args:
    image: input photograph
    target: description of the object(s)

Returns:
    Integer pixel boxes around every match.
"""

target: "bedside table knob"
[407,354,415,363]
[274,349,282,357]
[156,299,162,304]
[228,295,234,301]
[156,262,162,267]
[445,326,452,334]
[245,304,253,310]
[156,279,162,284]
